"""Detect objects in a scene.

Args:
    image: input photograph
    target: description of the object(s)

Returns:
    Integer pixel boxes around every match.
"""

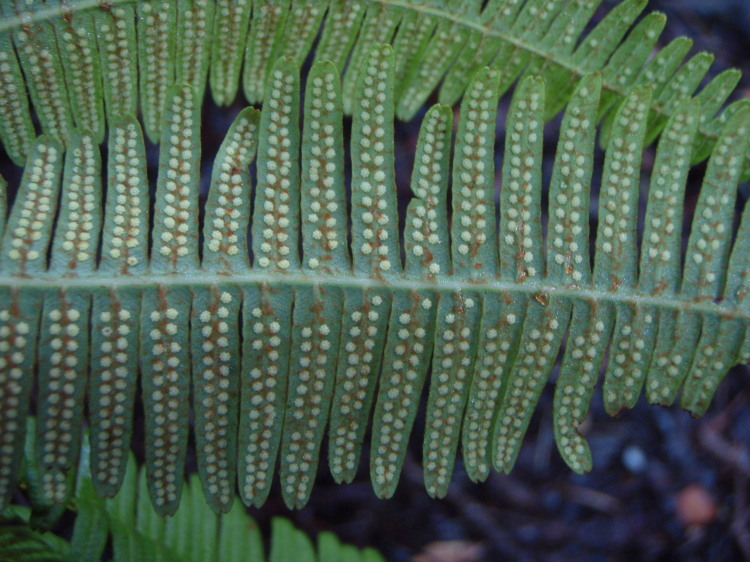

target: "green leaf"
[151,84,201,275]
[312,0,365,72]
[8,0,73,146]
[341,4,400,115]
[138,0,177,142]
[0,31,35,163]
[202,107,259,273]
[370,104,450,496]
[242,0,289,104]
[276,0,328,65]
[0,524,70,561]
[94,3,139,121]
[216,501,264,561]
[175,0,214,102]
[209,0,251,107]
[191,284,242,514]
[269,517,316,562]
[70,443,109,562]
[237,283,293,508]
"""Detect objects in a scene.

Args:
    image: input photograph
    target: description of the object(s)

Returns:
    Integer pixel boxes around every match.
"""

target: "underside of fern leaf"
[1,0,748,180]
[0,0,748,517]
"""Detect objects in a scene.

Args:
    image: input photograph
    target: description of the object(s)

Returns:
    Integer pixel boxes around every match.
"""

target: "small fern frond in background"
[0,0,748,180]
[0,508,70,561]
[0,31,748,519]
[0,422,383,562]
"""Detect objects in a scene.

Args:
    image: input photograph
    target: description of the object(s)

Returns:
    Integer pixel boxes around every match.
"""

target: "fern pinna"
[0,0,748,517]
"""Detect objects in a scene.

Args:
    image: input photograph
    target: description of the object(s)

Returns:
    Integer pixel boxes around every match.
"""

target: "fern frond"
[1,0,747,178]
[0,506,70,561]
[95,450,383,561]
[0,35,748,516]
[2,428,383,562]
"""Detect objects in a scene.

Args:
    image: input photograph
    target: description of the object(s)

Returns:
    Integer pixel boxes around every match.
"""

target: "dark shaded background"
[1,1,749,560]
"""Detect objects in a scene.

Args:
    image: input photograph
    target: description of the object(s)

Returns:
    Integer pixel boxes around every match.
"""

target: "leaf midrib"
[3,272,745,322]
